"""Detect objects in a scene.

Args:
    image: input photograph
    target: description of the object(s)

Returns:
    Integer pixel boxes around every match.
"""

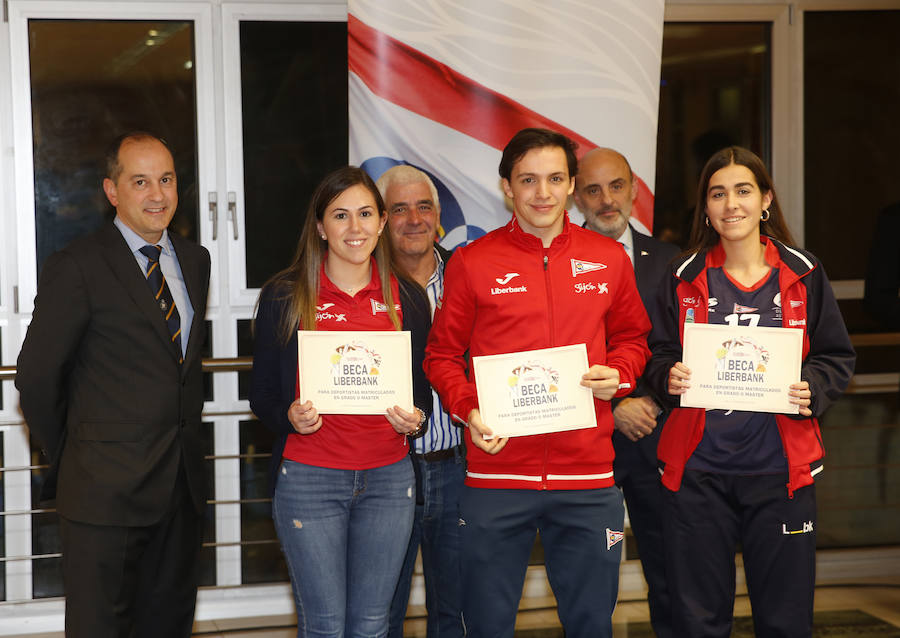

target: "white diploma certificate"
[297,331,413,414]
[472,344,597,438]
[680,323,803,414]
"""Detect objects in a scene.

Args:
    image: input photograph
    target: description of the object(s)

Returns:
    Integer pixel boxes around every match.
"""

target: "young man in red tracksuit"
[424,128,651,638]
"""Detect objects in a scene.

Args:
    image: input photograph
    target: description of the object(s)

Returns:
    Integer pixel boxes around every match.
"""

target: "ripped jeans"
[273,457,415,638]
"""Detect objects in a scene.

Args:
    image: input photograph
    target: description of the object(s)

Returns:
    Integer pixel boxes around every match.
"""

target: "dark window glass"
[804,10,900,284]
[817,392,900,548]
[203,319,214,402]
[655,22,770,246]
[28,20,198,273]
[30,443,62,599]
[239,419,287,584]
[241,21,348,289]
[199,420,216,587]
[804,10,900,551]
[238,318,253,401]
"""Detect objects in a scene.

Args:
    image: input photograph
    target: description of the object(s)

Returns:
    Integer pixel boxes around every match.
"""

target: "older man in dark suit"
[575,147,679,638]
[16,132,210,637]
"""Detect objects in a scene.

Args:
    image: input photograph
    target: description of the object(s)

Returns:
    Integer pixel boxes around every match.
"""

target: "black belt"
[413,444,464,463]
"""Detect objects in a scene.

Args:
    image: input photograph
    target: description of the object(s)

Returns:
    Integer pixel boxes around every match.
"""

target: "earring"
[377,229,382,236]
[761,209,770,222]
[321,234,327,240]
[705,217,710,227]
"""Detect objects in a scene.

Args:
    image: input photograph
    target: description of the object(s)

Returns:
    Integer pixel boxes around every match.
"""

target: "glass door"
[215,2,349,591]
[8,1,218,315]
[221,3,348,308]
[5,0,217,605]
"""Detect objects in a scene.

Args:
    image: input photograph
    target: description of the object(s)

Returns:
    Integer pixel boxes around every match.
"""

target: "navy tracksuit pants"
[664,470,817,638]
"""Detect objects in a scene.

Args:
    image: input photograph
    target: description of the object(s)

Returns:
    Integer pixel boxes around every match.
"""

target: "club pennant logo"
[606,528,624,550]
[571,259,607,277]
[733,303,758,314]
[371,299,388,314]
[370,300,400,314]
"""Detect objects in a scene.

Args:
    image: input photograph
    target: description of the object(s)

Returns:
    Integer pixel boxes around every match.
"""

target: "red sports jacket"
[425,215,650,490]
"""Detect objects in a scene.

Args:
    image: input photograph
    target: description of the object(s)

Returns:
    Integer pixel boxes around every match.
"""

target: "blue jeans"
[388,449,466,638]
[459,486,624,638]
[273,457,415,638]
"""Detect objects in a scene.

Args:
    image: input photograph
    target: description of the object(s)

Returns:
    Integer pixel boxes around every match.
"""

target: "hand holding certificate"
[472,344,598,439]
[677,323,803,414]
[297,331,414,415]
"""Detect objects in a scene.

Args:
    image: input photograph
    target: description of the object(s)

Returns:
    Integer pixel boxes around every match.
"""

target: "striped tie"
[139,244,183,364]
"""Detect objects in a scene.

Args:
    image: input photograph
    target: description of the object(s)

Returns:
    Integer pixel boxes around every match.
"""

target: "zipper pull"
[543,254,548,270]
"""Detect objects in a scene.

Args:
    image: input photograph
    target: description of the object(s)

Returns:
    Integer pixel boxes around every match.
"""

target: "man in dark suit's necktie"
[139,244,183,363]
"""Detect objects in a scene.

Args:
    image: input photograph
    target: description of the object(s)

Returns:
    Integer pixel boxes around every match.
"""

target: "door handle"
[208,192,218,240]
[228,191,239,240]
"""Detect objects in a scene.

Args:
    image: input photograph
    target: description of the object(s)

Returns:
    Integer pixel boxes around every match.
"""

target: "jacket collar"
[506,211,573,251]
[675,236,817,285]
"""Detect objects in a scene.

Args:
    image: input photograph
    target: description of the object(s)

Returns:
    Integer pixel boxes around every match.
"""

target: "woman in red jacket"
[645,147,855,637]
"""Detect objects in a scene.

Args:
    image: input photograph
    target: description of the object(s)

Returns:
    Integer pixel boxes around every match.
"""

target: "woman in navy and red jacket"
[250,166,432,638]
[644,147,855,638]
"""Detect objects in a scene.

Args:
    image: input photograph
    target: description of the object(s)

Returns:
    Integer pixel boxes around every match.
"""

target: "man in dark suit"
[574,147,679,638]
[16,132,211,637]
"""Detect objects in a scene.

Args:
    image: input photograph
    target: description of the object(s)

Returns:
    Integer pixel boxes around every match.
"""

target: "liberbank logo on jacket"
[491,272,527,295]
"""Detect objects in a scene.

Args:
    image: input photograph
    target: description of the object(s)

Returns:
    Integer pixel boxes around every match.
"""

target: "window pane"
[30,442,63,599]
[237,318,252,401]
[655,22,770,245]
[239,419,287,585]
[804,10,900,282]
[202,319,214,403]
[200,420,216,587]
[241,21,348,289]
[817,392,900,548]
[28,20,198,272]
[804,10,900,552]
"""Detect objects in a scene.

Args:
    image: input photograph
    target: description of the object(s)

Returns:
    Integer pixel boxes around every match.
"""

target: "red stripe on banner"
[633,175,654,231]
[349,14,590,152]
[348,13,655,231]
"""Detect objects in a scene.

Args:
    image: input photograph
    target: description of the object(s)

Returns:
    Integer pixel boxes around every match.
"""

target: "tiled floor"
[183,584,900,637]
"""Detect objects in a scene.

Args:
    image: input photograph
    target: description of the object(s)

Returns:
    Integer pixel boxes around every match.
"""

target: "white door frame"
[219,2,347,308]
[7,0,219,316]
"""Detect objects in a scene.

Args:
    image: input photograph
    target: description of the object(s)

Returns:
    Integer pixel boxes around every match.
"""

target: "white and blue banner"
[348,0,665,247]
